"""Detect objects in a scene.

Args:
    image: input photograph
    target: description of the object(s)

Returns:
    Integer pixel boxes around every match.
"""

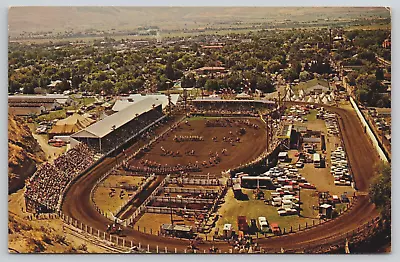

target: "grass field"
[305,109,318,121]
[37,97,96,122]
[293,79,330,93]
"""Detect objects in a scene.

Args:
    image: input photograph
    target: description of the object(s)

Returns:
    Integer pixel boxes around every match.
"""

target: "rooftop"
[72,97,161,139]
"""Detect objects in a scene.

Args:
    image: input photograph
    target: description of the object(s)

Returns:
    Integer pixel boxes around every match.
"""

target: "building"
[112,93,181,112]
[48,113,95,138]
[8,94,73,116]
[71,98,164,154]
[195,66,226,75]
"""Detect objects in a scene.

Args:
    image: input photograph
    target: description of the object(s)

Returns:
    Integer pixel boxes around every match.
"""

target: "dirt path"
[32,134,65,163]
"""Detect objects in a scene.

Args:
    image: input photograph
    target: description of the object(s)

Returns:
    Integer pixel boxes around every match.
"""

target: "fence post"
[165,246,167,253]
[313,220,315,226]
[306,222,308,229]
[147,244,150,252]
[85,224,88,232]
[175,248,177,253]
[97,230,100,237]
[123,238,125,247]
[290,226,293,233]
[103,232,106,239]
[184,249,187,253]
[110,234,112,242]
[90,227,93,234]
[139,242,141,249]
[299,224,301,231]
[156,245,159,253]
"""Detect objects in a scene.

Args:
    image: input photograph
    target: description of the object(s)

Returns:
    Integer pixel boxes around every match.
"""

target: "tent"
[49,113,95,138]
[307,96,315,103]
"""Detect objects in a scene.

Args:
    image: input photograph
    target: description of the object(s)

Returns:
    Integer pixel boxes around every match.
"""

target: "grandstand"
[71,98,166,154]
[24,143,95,213]
[191,98,276,116]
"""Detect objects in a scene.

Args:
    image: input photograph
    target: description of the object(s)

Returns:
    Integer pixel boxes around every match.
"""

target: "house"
[195,67,226,75]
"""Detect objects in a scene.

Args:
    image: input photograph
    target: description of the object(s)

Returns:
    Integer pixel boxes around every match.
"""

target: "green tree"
[370,163,391,225]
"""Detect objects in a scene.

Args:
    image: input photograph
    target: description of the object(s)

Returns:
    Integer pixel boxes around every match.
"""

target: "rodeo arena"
[22,92,386,254]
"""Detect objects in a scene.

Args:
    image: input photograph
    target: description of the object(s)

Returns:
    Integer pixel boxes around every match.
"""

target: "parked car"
[295,161,304,168]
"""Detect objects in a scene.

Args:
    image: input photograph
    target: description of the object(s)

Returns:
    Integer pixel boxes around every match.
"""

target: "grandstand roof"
[112,94,180,112]
[72,98,162,139]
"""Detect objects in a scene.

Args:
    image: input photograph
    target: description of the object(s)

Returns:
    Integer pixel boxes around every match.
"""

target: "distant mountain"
[8,6,390,38]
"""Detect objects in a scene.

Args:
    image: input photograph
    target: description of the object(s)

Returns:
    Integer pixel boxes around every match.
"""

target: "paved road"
[62,103,379,252]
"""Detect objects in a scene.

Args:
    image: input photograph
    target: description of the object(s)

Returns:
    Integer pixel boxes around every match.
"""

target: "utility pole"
[266,116,269,151]
[166,81,172,115]
[169,196,174,226]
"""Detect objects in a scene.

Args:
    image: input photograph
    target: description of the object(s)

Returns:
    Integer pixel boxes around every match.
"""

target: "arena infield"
[126,117,267,176]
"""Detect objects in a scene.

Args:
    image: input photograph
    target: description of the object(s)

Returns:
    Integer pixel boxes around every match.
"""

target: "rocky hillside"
[8,114,45,194]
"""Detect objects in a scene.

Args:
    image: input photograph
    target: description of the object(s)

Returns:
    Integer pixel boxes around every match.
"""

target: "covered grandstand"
[112,93,181,112]
[71,98,165,154]
[191,98,276,116]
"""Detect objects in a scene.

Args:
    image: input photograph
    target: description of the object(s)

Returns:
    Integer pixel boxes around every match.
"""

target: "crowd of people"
[190,101,269,117]
[100,109,165,153]
[78,109,165,154]
[124,162,201,175]
[205,118,259,130]
[24,143,95,212]
[173,135,204,142]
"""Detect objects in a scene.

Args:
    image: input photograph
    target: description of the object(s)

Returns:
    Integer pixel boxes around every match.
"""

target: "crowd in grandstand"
[100,109,165,153]
[190,101,275,116]
[25,143,95,212]
[205,119,259,129]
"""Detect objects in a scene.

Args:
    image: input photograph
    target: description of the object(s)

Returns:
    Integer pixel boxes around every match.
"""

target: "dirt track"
[62,104,380,252]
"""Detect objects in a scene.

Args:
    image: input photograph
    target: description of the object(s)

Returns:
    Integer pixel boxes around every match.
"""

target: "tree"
[165,59,175,80]
[369,163,391,225]
[375,68,384,80]
[299,71,311,81]
[266,60,281,74]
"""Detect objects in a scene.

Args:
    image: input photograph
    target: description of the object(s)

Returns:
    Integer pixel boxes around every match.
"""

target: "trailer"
[313,153,321,167]
[237,216,249,232]
[257,217,270,233]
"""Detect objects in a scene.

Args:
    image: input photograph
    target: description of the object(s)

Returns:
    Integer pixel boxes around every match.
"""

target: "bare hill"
[8,7,390,38]
[8,114,45,193]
